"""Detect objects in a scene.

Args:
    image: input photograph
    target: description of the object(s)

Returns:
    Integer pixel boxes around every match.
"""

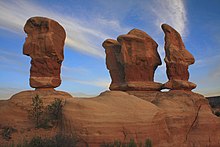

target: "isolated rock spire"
[103,29,162,91]
[161,24,196,90]
[23,17,66,89]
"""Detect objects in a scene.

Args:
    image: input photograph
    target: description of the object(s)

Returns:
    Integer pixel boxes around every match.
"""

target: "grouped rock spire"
[22,16,196,92]
[23,17,66,89]
[103,29,162,91]
[104,26,196,91]
[161,24,196,90]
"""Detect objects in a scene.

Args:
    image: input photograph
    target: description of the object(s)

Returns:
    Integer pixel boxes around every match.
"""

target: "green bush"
[100,140,121,147]
[47,98,63,120]
[29,95,44,128]
[215,111,220,117]
[28,95,63,129]
[1,126,17,141]
[5,134,78,147]
[101,138,152,147]
[145,139,152,147]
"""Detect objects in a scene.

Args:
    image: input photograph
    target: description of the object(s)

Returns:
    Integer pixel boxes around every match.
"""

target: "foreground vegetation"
[29,95,63,128]
[3,134,78,147]
[2,95,153,147]
[101,138,152,147]
[4,137,152,147]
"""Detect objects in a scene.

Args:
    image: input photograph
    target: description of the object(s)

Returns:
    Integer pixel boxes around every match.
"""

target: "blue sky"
[0,0,220,99]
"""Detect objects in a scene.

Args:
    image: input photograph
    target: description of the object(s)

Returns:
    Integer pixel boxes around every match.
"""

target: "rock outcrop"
[63,91,220,146]
[103,29,162,91]
[63,90,220,147]
[161,24,196,90]
[23,17,66,89]
[102,39,125,90]
[1,91,220,146]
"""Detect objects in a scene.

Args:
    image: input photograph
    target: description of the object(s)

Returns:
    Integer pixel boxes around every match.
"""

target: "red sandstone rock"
[118,29,162,82]
[103,29,162,91]
[102,39,125,90]
[23,17,66,89]
[161,24,196,90]
[1,91,220,146]
[62,91,220,146]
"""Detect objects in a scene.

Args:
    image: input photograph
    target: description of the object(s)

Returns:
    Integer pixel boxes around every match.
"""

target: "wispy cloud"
[0,87,25,100]
[151,0,187,36]
[0,1,127,58]
[62,76,110,88]
[62,66,89,74]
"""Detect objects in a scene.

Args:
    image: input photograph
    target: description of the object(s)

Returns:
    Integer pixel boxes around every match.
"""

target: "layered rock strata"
[103,29,162,91]
[23,17,66,89]
[161,24,196,90]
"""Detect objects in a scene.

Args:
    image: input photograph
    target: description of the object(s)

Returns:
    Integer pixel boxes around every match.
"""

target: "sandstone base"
[1,90,220,147]
[109,83,127,91]
[163,79,197,90]
[30,77,61,88]
[9,89,73,107]
[110,82,162,91]
[63,90,220,146]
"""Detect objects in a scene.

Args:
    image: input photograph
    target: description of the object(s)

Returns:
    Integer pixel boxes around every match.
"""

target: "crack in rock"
[185,105,201,142]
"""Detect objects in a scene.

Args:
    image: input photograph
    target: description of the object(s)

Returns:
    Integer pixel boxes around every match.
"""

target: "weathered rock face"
[102,39,125,90]
[103,29,162,91]
[0,90,72,145]
[23,17,66,89]
[1,91,220,146]
[61,91,220,147]
[161,24,196,90]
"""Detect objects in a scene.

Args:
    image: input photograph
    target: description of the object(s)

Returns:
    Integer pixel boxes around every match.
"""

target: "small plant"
[47,98,63,120]
[100,138,152,147]
[145,139,152,147]
[215,111,220,117]
[28,136,45,147]
[4,134,79,147]
[29,95,44,128]
[28,95,63,128]
[127,139,137,147]
[1,126,17,140]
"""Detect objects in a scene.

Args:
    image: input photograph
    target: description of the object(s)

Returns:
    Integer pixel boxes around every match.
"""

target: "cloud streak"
[62,76,110,88]
[0,1,123,57]
[151,0,187,36]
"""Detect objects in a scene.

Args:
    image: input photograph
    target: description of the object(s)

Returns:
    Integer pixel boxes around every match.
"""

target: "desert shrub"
[5,134,78,147]
[100,140,121,147]
[53,133,79,147]
[29,95,44,128]
[145,139,152,147]
[47,98,63,120]
[28,136,45,147]
[1,126,17,141]
[127,139,137,147]
[215,111,220,117]
[100,138,152,147]
[28,95,63,128]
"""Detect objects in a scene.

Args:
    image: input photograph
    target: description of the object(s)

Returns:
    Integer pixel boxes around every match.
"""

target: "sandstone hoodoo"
[1,17,220,147]
[10,17,72,106]
[23,17,66,89]
[103,29,162,91]
[161,24,197,90]
[102,39,125,90]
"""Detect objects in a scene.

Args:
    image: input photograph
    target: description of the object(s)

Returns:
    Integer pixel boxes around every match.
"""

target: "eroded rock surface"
[102,39,125,90]
[61,91,220,146]
[1,91,220,146]
[161,24,196,90]
[23,17,66,89]
[103,29,162,91]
